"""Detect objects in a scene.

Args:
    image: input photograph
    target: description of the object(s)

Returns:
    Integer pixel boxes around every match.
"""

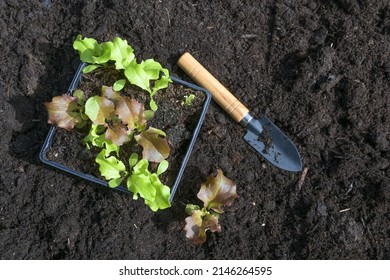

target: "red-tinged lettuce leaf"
[184,209,221,245]
[115,97,146,131]
[82,124,120,157]
[45,94,82,131]
[101,86,122,104]
[85,96,115,125]
[134,127,170,163]
[197,169,239,213]
[105,122,130,146]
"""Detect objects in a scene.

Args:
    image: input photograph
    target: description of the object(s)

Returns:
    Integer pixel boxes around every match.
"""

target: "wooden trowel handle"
[177,52,249,123]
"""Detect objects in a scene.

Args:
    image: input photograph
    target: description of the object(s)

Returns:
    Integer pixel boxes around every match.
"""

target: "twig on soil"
[339,208,351,213]
[241,34,258,39]
[164,7,171,26]
[345,182,354,195]
[297,166,309,191]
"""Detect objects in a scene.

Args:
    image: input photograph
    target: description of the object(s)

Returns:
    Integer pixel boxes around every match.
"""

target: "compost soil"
[1,0,389,259]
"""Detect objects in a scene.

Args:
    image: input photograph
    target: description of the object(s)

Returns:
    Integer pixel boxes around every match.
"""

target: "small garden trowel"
[177,52,302,172]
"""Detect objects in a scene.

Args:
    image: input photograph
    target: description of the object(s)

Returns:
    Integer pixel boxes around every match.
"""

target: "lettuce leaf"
[101,86,122,104]
[198,169,239,213]
[115,96,146,131]
[124,59,172,95]
[127,159,171,211]
[110,37,135,70]
[184,209,221,244]
[84,96,115,125]
[126,159,156,202]
[95,149,127,184]
[73,35,112,65]
[105,121,130,146]
[45,94,84,131]
[134,127,170,163]
[185,170,238,244]
[145,173,171,211]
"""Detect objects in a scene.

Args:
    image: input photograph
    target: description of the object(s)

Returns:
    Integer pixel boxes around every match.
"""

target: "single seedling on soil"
[184,169,239,244]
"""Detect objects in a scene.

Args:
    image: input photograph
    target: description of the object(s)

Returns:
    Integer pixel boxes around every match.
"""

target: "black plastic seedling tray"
[39,63,211,202]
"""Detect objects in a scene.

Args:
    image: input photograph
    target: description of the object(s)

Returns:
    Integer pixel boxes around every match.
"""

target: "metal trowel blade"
[243,116,302,172]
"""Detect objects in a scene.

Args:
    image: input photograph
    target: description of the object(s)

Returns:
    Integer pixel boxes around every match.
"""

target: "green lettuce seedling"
[96,152,171,211]
[184,169,239,244]
[182,94,196,106]
[73,35,172,110]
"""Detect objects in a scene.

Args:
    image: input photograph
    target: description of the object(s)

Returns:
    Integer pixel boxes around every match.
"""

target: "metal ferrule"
[239,112,254,127]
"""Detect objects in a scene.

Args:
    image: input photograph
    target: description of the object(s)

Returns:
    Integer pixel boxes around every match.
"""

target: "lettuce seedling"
[45,94,87,131]
[82,124,119,157]
[83,87,140,146]
[134,127,170,163]
[184,169,239,244]
[95,151,171,211]
[96,149,127,187]
[73,35,113,73]
[127,157,171,211]
[84,95,130,146]
[73,35,172,110]
[115,95,147,131]
[182,94,196,106]
[124,59,171,110]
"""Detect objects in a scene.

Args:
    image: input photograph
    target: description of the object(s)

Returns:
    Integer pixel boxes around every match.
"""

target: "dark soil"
[1,0,389,259]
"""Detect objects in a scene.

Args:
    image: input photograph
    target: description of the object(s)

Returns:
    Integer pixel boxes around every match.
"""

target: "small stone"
[17,166,25,173]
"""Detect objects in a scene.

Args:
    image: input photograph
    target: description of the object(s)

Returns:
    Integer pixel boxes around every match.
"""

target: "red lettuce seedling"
[134,128,170,163]
[45,94,86,131]
[116,96,146,131]
[184,169,239,244]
